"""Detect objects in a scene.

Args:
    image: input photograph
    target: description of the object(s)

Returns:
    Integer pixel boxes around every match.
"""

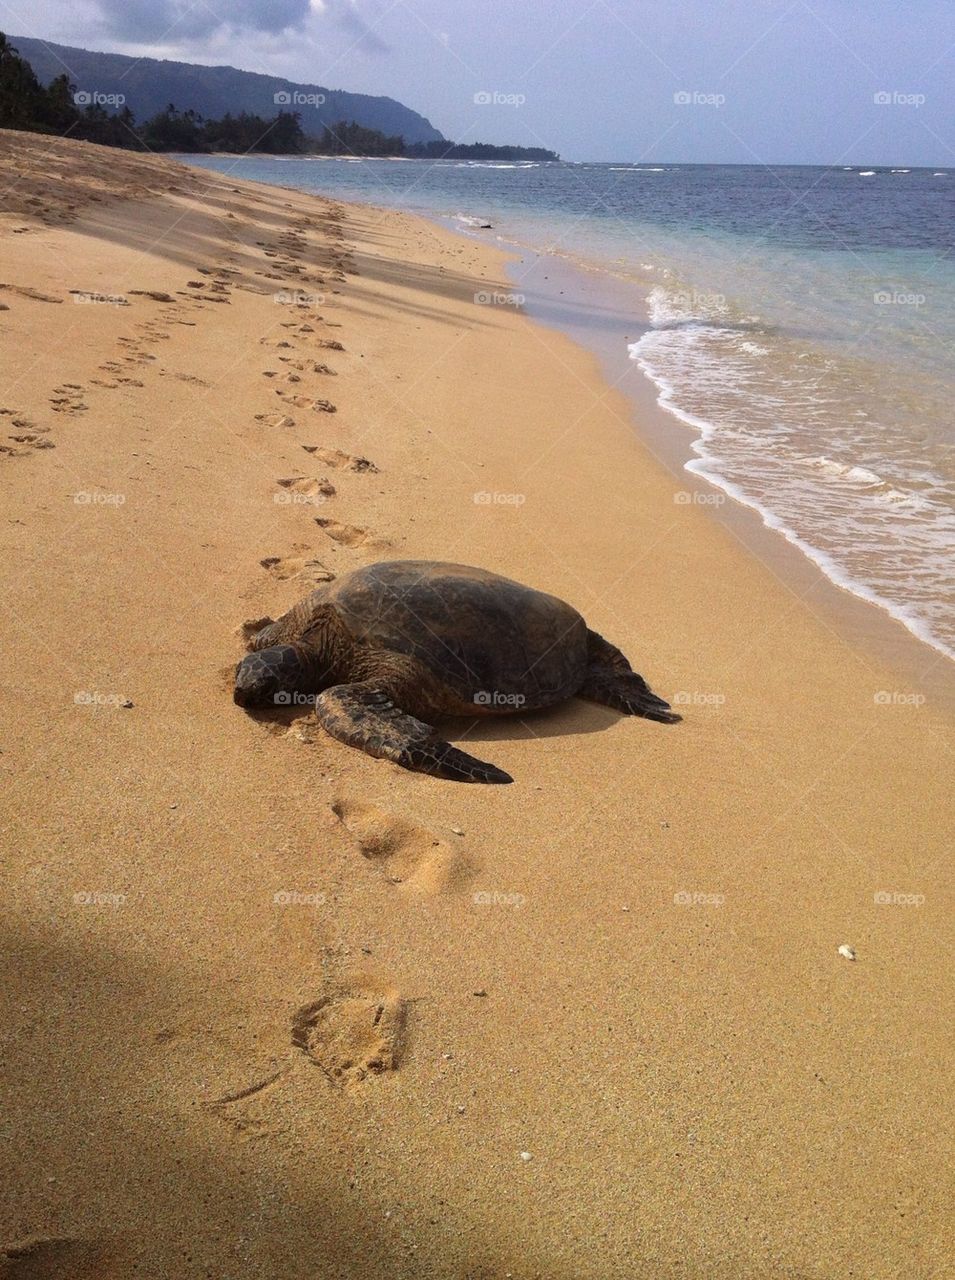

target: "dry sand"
[0,131,952,1279]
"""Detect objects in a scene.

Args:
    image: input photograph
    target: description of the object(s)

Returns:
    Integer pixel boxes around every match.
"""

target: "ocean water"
[184,156,955,659]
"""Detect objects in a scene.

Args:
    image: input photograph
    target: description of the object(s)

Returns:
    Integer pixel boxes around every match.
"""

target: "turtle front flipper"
[315,683,512,784]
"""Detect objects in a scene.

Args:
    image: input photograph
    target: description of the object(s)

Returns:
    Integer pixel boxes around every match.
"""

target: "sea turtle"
[234,560,679,783]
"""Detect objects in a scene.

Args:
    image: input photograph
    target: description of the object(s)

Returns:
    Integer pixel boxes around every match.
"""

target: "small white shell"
[519,1151,533,1162]
[837,944,856,961]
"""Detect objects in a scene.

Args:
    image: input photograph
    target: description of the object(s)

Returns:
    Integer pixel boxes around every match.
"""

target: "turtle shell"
[325,560,588,712]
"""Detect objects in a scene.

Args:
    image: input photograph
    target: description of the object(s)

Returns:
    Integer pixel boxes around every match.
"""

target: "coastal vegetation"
[0,34,557,161]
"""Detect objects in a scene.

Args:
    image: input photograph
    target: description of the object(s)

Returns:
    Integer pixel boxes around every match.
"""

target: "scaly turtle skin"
[234,560,679,783]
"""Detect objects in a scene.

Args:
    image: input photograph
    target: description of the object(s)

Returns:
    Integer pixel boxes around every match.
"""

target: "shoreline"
[488,244,955,712]
[2,132,953,1279]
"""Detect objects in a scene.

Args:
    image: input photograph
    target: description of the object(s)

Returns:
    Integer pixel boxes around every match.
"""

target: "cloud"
[326,0,390,53]
[89,0,313,44]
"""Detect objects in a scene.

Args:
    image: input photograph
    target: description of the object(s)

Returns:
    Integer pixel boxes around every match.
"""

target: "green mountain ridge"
[12,36,445,146]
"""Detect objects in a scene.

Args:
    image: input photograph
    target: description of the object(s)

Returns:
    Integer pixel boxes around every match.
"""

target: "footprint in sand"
[0,283,63,304]
[302,445,378,473]
[128,289,175,303]
[159,370,208,387]
[292,976,406,1086]
[276,476,335,501]
[331,798,462,894]
[9,433,54,450]
[1,410,54,456]
[254,412,295,430]
[238,615,276,645]
[280,357,337,376]
[314,517,388,551]
[277,392,337,413]
[0,1235,113,1279]
[49,385,88,415]
[260,553,335,584]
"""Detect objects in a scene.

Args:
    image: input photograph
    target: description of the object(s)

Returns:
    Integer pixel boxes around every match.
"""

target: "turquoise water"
[183,156,955,659]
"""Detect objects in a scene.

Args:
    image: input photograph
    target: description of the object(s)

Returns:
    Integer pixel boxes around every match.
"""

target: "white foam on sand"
[627,285,955,660]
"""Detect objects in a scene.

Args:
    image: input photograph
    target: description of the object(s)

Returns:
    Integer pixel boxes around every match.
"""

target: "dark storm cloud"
[91,0,313,43]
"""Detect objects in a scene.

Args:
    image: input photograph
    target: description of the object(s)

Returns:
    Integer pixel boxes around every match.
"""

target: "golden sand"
[1,131,952,1279]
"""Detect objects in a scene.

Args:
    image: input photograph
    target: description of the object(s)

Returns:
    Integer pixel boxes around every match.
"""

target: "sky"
[4,0,954,164]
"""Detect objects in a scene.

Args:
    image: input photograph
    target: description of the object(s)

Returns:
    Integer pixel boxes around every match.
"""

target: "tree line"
[0,34,305,153]
[1,33,558,161]
[318,120,557,161]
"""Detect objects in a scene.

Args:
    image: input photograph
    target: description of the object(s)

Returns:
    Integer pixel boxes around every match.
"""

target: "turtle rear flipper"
[579,672,681,723]
[579,630,681,723]
[315,683,513,784]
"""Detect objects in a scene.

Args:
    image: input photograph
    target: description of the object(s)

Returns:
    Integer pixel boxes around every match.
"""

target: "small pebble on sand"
[838,944,856,960]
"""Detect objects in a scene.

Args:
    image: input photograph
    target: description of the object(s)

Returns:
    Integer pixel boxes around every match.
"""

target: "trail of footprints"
[10,199,419,1103]
[1,263,242,458]
[3,188,321,462]
[245,228,425,1093]
[257,300,390,561]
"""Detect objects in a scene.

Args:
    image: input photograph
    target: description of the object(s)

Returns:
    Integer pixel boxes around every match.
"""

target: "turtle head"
[233,644,311,710]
